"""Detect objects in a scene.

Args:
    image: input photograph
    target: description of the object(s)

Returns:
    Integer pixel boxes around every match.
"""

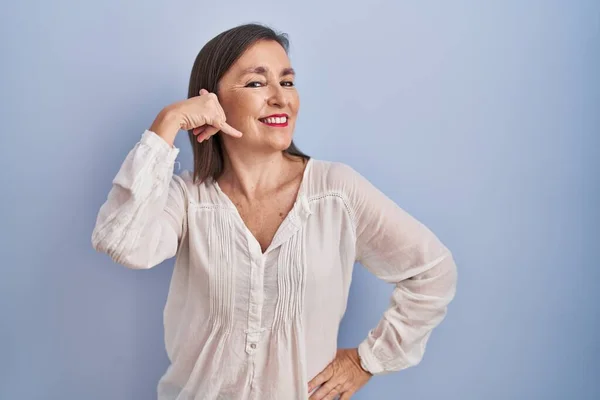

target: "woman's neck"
[220,149,291,200]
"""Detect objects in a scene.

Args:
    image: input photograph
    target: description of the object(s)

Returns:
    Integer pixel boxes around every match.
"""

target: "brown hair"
[187,23,309,183]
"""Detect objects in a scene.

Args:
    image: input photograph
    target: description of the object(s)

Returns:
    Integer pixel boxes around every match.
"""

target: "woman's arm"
[343,164,457,375]
[91,130,187,269]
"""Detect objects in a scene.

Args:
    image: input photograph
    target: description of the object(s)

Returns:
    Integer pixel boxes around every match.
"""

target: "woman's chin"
[265,135,294,152]
[235,129,295,153]
[276,139,295,152]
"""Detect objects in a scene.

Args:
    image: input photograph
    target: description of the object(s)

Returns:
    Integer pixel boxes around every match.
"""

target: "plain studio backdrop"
[1,1,598,399]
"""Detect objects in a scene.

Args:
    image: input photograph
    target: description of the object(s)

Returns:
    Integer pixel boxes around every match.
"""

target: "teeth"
[262,116,287,124]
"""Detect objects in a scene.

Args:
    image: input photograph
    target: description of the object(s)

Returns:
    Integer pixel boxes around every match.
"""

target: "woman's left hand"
[308,348,373,399]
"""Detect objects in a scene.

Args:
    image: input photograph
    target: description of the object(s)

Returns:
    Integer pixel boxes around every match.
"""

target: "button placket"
[245,252,266,354]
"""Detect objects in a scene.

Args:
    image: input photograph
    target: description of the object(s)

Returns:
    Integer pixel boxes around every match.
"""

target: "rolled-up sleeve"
[91,130,187,269]
[341,165,457,375]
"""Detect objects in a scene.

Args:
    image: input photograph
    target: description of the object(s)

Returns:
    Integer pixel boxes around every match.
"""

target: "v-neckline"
[212,158,313,256]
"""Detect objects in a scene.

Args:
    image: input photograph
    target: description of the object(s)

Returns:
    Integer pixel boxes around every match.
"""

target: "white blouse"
[91,130,457,400]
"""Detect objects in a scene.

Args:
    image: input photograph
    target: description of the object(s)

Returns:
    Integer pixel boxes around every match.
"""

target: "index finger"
[219,122,243,138]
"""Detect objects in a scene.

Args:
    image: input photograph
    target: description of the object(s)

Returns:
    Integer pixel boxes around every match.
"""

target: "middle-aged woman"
[91,23,457,400]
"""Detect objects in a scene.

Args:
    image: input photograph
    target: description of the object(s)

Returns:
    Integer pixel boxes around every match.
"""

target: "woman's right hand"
[149,89,243,147]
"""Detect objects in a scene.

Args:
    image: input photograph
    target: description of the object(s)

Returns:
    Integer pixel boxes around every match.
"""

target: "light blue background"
[1,1,598,399]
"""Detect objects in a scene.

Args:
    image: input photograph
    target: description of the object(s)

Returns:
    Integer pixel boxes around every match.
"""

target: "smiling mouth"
[259,115,289,127]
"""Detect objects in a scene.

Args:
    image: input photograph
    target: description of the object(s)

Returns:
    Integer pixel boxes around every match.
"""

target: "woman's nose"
[267,85,287,108]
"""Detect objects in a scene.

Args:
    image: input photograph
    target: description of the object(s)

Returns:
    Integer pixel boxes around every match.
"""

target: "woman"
[91,23,457,400]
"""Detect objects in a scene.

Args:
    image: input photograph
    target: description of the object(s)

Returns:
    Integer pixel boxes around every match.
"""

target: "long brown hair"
[187,23,309,184]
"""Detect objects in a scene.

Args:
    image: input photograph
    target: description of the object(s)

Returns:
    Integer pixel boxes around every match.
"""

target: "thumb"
[199,88,209,96]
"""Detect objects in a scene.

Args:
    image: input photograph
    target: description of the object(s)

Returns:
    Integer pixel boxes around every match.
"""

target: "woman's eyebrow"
[239,66,296,77]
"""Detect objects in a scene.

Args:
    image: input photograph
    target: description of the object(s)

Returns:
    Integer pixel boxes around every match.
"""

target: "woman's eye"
[246,81,264,88]
[281,81,295,87]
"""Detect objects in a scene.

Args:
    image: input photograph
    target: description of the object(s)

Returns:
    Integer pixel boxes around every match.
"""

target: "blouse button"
[250,344,257,349]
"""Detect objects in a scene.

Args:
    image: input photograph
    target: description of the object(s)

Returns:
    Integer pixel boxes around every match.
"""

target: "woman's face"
[216,40,299,154]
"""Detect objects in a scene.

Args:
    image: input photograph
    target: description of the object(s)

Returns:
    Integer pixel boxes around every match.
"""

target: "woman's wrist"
[150,107,180,147]
[355,348,373,376]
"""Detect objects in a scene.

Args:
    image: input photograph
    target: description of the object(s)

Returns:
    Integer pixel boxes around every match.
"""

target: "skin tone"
[149,39,372,399]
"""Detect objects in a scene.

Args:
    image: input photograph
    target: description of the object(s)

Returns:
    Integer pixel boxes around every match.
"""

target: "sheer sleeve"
[91,130,187,269]
[338,164,457,375]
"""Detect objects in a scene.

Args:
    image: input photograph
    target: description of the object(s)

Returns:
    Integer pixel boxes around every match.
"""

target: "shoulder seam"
[307,191,357,230]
